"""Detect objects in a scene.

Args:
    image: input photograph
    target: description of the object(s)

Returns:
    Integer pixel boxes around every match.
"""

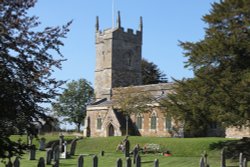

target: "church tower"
[94,12,143,100]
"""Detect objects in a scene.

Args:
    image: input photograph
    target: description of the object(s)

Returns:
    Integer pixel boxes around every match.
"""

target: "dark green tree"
[141,58,168,84]
[162,0,250,136]
[0,0,71,160]
[52,79,94,132]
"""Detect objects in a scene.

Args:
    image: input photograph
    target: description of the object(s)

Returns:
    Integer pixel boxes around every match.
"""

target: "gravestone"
[117,158,122,167]
[59,134,64,153]
[60,141,67,159]
[46,149,52,165]
[28,135,33,146]
[51,142,58,160]
[200,156,205,167]
[221,148,226,167]
[53,145,60,162]
[124,140,130,158]
[29,145,36,160]
[13,157,20,167]
[37,157,45,167]
[70,139,77,156]
[135,154,141,167]
[100,150,105,156]
[239,153,243,167]
[93,155,98,167]
[78,155,84,167]
[243,158,247,167]
[133,145,139,164]
[126,157,131,167]
[39,137,46,151]
[154,159,159,167]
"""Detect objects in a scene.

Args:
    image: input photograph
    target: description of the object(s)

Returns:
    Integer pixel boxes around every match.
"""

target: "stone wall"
[226,126,250,138]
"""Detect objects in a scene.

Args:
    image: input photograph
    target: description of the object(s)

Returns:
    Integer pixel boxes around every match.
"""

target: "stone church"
[84,12,250,138]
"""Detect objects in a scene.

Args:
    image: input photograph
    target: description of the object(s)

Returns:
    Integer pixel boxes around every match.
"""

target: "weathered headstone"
[78,155,84,167]
[93,155,98,167]
[100,150,105,156]
[243,158,247,167]
[46,149,52,165]
[51,142,58,160]
[124,140,130,157]
[37,157,45,167]
[60,141,67,159]
[133,145,139,164]
[70,139,77,156]
[239,153,243,167]
[154,159,159,167]
[39,137,46,151]
[221,148,226,167]
[28,135,33,146]
[29,145,36,160]
[126,157,131,167]
[117,158,122,167]
[135,154,141,167]
[200,156,205,167]
[53,145,60,162]
[13,157,20,167]
[59,133,64,153]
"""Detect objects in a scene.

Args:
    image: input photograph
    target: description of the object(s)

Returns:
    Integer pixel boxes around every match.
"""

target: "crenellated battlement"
[95,11,142,45]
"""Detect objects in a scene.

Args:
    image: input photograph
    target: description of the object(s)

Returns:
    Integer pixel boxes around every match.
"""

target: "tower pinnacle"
[96,16,99,32]
[117,11,121,28]
[139,16,143,32]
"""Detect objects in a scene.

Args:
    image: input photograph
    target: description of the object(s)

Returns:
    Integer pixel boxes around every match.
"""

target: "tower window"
[136,114,143,129]
[97,115,102,130]
[151,112,157,129]
[165,114,172,130]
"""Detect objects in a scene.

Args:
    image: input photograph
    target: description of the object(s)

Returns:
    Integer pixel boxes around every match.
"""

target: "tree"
[162,0,250,136]
[0,0,71,160]
[141,58,168,84]
[52,79,94,132]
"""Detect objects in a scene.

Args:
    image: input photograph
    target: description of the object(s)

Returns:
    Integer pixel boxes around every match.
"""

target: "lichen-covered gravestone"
[53,145,60,162]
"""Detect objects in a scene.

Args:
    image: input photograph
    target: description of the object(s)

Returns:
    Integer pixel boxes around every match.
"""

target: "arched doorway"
[108,124,114,136]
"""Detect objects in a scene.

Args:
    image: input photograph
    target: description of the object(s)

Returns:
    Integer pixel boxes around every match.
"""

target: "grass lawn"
[0,135,243,167]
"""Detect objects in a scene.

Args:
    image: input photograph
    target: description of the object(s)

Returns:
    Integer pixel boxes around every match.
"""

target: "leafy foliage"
[141,58,168,84]
[0,0,70,160]
[52,79,94,132]
[162,0,250,136]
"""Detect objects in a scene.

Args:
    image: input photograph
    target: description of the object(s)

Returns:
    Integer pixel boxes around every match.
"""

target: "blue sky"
[29,0,219,86]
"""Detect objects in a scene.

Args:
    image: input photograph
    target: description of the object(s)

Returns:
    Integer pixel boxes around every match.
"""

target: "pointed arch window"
[151,112,157,129]
[97,115,102,130]
[165,114,172,130]
[136,114,143,129]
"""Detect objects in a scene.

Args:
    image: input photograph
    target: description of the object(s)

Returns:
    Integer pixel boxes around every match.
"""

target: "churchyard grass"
[0,135,241,167]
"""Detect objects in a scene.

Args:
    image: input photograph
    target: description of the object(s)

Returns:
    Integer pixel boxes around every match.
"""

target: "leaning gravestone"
[69,139,77,156]
[133,145,139,164]
[46,149,52,165]
[39,137,46,151]
[29,145,36,160]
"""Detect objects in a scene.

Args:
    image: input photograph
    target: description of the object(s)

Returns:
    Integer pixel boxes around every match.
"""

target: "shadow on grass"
[141,160,154,163]
[209,137,250,160]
